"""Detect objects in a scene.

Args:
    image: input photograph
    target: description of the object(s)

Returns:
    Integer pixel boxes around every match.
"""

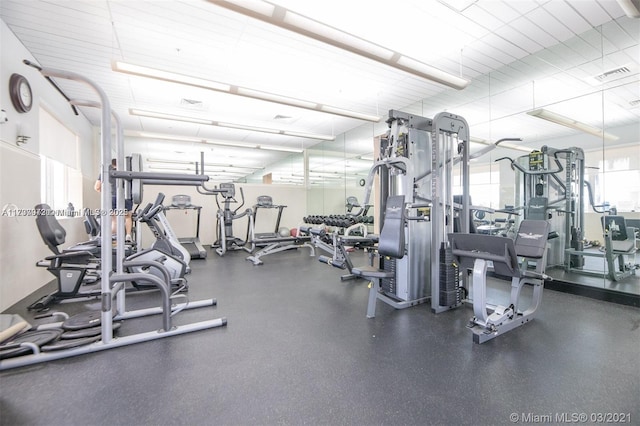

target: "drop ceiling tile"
[493,25,544,54]
[601,20,638,51]
[511,16,559,47]
[562,35,604,62]
[527,7,574,41]
[567,0,611,27]
[463,4,507,29]
[542,1,592,35]
[505,0,540,15]
[477,0,521,23]
[596,0,627,19]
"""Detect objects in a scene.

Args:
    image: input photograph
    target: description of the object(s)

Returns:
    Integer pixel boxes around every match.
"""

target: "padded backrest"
[346,196,359,212]
[602,215,628,241]
[452,195,475,234]
[378,195,405,259]
[526,197,548,220]
[448,233,519,277]
[514,220,550,259]
[34,203,66,255]
[83,210,100,237]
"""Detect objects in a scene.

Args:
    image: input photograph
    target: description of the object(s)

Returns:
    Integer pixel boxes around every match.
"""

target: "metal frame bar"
[1,66,226,371]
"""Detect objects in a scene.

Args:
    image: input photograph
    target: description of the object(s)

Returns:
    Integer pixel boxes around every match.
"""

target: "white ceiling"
[1,0,638,184]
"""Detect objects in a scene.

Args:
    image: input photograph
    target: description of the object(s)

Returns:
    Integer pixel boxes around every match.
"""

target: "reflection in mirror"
[291,16,638,300]
[244,152,304,185]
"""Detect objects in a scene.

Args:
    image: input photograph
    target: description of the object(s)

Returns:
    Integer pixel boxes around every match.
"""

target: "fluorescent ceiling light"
[526,109,619,142]
[147,158,264,170]
[129,109,335,141]
[127,130,302,153]
[113,60,379,122]
[282,11,395,61]
[470,136,531,153]
[616,0,640,18]
[259,145,303,153]
[203,139,258,149]
[114,61,230,91]
[224,0,276,16]
[319,106,382,122]
[130,109,212,125]
[149,165,248,176]
[236,88,317,110]
[496,142,532,153]
[469,136,489,145]
[209,0,469,90]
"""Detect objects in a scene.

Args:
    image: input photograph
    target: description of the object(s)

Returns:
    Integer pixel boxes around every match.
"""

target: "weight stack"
[380,257,397,295]
[439,242,460,307]
[570,228,584,268]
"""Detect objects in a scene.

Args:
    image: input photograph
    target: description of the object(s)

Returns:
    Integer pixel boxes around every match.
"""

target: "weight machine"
[498,146,636,281]
[449,219,551,343]
[350,110,471,317]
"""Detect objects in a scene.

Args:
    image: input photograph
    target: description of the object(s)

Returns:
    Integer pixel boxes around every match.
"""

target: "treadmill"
[165,194,207,259]
[252,195,286,245]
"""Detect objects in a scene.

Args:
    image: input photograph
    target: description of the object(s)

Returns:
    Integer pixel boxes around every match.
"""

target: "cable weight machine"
[351,110,471,316]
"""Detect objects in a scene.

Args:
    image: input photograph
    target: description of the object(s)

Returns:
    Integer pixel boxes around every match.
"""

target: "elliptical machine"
[212,183,252,256]
[127,193,189,290]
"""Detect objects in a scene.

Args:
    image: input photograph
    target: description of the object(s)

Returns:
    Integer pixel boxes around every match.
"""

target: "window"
[585,146,640,213]
[39,107,83,214]
[453,165,500,209]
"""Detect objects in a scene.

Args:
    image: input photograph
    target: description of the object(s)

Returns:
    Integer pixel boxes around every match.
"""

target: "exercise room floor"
[1,247,639,425]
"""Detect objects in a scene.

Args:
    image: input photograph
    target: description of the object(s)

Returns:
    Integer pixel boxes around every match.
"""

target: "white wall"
[0,20,96,311]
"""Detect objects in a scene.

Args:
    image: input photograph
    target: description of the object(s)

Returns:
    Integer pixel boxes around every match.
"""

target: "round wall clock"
[9,73,33,113]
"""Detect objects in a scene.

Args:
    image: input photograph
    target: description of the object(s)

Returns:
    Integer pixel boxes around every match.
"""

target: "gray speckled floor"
[1,247,639,426]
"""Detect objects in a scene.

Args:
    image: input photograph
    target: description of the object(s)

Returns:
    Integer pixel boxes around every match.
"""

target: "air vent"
[274,115,292,120]
[180,98,204,109]
[629,99,640,107]
[593,66,631,82]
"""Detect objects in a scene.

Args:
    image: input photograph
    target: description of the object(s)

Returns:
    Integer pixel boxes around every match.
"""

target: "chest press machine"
[351,195,407,318]
[448,219,551,343]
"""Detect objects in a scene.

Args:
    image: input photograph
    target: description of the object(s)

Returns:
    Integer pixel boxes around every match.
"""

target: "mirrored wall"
[299,17,639,299]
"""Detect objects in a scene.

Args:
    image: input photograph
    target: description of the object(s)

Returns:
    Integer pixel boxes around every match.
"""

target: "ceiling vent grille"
[593,66,631,82]
[629,99,640,107]
[180,98,204,109]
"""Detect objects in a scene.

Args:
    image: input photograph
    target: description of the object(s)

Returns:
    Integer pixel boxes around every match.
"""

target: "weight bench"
[351,195,411,318]
[448,219,551,343]
[306,223,378,281]
[245,234,315,266]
